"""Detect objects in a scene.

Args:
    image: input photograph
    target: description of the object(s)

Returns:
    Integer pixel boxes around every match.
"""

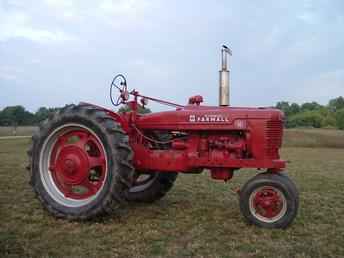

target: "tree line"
[276,96,344,129]
[0,106,61,126]
[0,96,344,129]
[0,105,151,127]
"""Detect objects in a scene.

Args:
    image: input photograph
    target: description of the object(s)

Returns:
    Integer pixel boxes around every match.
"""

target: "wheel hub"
[64,159,76,174]
[55,145,89,185]
[47,128,107,201]
[253,187,284,219]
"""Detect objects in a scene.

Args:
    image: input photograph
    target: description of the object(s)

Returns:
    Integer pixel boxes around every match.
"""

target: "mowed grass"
[0,127,37,137]
[284,128,344,148]
[0,138,344,258]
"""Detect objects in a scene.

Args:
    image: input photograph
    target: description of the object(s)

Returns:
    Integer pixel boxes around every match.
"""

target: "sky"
[0,0,343,112]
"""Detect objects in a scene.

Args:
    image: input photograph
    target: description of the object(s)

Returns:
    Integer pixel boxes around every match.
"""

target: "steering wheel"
[110,74,129,106]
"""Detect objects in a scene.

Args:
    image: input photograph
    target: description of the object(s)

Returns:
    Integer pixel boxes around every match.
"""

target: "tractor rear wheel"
[124,172,178,203]
[27,104,134,220]
[239,172,299,229]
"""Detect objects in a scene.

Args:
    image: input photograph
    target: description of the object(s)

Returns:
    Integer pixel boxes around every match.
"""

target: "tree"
[329,96,344,112]
[288,111,323,128]
[0,106,34,126]
[314,107,336,128]
[289,103,300,115]
[301,102,322,112]
[0,106,62,126]
[336,109,344,130]
[275,102,300,117]
[276,101,290,115]
[34,107,60,123]
[35,107,50,123]
[118,105,151,114]
[321,114,337,128]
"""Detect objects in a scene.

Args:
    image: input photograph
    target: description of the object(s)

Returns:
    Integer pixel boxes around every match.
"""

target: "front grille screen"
[265,120,283,158]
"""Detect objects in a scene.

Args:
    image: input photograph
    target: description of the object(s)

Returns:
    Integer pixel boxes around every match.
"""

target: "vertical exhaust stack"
[219,45,232,106]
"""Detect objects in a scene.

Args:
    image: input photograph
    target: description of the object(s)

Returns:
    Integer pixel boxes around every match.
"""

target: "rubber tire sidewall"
[31,108,129,219]
[239,173,298,229]
[124,172,178,203]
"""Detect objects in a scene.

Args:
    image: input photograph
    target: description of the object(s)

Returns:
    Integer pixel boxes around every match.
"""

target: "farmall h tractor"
[27,46,298,228]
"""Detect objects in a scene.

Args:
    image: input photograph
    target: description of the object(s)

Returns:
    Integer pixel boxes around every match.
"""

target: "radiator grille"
[265,120,283,158]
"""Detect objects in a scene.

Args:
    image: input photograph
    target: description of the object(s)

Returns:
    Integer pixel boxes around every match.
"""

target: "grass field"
[0,127,37,137]
[0,134,344,257]
[283,128,344,148]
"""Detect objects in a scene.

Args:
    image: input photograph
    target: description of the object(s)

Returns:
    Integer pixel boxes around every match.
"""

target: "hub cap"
[39,124,107,207]
[249,186,287,223]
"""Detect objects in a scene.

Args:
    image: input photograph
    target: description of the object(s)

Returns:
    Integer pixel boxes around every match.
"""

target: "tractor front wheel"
[239,172,299,229]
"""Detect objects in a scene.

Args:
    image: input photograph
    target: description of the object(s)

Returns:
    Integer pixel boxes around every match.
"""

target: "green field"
[283,128,344,148]
[0,127,37,137]
[0,134,344,257]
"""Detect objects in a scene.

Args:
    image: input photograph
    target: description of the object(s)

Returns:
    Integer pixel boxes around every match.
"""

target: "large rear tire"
[27,104,134,220]
[239,172,299,229]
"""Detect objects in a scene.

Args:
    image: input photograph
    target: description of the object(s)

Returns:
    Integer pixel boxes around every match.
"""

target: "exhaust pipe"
[219,45,232,106]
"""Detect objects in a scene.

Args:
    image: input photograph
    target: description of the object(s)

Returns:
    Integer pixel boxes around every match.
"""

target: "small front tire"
[239,172,299,229]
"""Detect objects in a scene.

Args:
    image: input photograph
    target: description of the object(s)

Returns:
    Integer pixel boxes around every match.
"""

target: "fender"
[79,102,130,133]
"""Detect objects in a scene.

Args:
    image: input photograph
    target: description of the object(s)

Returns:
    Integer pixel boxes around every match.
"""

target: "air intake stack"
[219,45,232,106]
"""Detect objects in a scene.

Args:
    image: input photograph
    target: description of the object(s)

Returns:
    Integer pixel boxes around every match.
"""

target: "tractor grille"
[265,120,283,158]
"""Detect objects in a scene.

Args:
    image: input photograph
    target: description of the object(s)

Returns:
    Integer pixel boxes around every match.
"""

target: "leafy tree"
[118,105,151,114]
[315,107,336,128]
[321,114,337,128]
[288,111,323,128]
[336,109,344,130]
[329,96,344,111]
[276,101,290,115]
[289,103,300,115]
[301,102,322,112]
[0,106,34,126]
[0,106,62,126]
[35,107,50,123]
[275,102,300,116]
[34,107,60,123]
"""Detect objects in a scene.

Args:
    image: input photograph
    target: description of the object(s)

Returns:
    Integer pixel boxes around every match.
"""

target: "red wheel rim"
[49,128,106,200]
[249,186,287,223]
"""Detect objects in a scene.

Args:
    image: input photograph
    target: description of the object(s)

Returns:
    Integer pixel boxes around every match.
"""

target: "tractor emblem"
[189,114,229,123]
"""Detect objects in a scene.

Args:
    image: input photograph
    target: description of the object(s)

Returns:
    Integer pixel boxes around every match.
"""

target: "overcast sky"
[0,0,343,112]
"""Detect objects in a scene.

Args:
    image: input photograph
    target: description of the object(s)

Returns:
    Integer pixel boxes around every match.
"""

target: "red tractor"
[28,46,298,228]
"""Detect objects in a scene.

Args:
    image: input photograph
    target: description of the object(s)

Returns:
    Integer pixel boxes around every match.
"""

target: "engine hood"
[136,105,284,131]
